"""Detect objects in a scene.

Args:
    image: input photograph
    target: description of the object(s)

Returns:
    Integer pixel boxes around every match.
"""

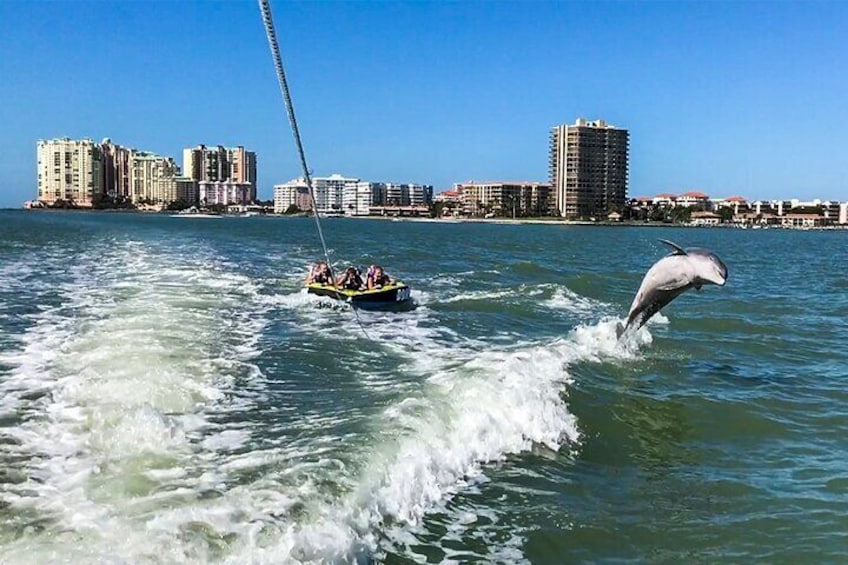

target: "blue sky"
[1,0,846,207]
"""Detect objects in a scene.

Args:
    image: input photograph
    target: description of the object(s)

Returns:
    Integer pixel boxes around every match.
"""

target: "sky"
[1,0,847,207]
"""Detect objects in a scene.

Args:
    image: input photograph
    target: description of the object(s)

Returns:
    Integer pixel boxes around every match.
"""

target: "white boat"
[171,206,222,218]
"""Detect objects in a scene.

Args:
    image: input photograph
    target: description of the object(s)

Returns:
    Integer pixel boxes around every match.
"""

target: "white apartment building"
[199,180,253,206]
[381,183,434,207]
[408,184,434,206]
[36,138,104,206]
[274,178,312,213]
[273,174,433,215]
[343,181,375,216]
[313,174,359,214]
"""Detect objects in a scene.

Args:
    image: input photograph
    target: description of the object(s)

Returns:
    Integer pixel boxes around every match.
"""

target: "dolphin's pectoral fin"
[658,239,687,256]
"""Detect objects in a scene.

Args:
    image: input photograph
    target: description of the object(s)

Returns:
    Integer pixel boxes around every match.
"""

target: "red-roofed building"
[434,189,461,203]
[712,195,750,214]
[677,191,709,207]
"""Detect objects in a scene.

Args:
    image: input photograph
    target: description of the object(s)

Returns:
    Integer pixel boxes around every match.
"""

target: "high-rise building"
[130,152,179,204]
[36,138,104,207]
[313,174,358,214]
[343,181,377,216]
[183,145,228,182]
[101,138,132,201]
[183,144,257,202]
[550,118,629,219]
[228,146,257,186]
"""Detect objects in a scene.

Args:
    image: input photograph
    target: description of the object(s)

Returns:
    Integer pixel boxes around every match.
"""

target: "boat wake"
[0,246,653,563]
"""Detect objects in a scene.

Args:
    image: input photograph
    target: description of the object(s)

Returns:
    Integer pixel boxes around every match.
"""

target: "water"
[1,210,846,563]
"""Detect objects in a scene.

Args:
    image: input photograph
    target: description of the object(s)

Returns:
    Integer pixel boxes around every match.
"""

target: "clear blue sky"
[1,0,846,207]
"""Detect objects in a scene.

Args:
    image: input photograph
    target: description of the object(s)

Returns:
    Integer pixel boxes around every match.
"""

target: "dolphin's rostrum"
[617,239,728,338]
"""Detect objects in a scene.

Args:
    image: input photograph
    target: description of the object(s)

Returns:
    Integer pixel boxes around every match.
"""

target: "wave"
[0,241,652,563]
[0,241,271,563]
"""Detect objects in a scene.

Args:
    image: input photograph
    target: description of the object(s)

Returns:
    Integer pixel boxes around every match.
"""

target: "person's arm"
[367,276,375,290]
[305,268,314,284]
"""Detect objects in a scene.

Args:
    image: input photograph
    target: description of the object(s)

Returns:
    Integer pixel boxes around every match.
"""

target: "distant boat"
[171,206,222,218]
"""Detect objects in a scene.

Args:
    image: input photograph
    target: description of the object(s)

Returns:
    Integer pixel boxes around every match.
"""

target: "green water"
[0,210,846,563]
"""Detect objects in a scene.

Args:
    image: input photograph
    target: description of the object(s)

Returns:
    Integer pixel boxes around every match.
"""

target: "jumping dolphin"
[617,239,728,338]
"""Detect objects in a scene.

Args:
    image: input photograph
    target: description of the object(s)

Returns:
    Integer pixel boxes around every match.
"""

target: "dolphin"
[616,239,728,338]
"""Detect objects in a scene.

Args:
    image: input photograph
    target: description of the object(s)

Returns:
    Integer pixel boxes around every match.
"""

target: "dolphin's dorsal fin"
[658,239,687,256]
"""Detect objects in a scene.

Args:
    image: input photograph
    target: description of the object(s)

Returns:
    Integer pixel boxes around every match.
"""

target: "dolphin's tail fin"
[615,321,626,340]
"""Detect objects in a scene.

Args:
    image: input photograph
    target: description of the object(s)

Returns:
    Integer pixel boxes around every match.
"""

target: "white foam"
[442,286,543,304]
[543,286,606,316]
[0,241,273,563]
[1,239,656,563]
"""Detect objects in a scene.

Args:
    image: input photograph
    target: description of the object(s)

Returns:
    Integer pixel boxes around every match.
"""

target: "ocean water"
[1,210,846,563]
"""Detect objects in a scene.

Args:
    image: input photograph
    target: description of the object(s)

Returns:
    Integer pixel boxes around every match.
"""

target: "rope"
[258,0,370,339]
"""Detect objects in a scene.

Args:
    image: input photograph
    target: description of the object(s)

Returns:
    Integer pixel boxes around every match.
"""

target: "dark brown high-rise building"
[550,118,629,219]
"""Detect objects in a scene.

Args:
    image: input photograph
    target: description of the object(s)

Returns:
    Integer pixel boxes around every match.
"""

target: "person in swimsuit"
[305,262,333,285]
[367,265,395,290]
[336,266,364,291]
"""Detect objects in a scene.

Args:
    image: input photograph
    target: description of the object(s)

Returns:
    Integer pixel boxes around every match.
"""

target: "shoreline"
[9,207,848,230]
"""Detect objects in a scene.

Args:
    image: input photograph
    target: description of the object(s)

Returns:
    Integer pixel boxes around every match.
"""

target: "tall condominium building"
[314,174,359,214]
[456,181,553,217]
[228,146,257,185]
[550,118,629,219]
[131,152,179,204]
[343,181,378,216]
[183,145,257,187]
[101,138,132,200]
[36,138,104,206]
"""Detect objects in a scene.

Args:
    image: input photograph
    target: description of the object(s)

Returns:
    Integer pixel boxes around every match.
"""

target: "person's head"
[346,266,358,277]
[374,266,384,277]
[317,262,328,273]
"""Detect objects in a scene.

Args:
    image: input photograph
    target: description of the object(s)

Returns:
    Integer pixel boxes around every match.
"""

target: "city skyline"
[2,1,848,208]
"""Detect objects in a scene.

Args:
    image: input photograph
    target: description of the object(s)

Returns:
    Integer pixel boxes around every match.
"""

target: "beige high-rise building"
[130,152,179,204]
[228,146,257,186]
[183,144,257,202]
[183,145,228,182]
[550,118,629,219]
[36,138,104,207]
[456,181,552,217]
